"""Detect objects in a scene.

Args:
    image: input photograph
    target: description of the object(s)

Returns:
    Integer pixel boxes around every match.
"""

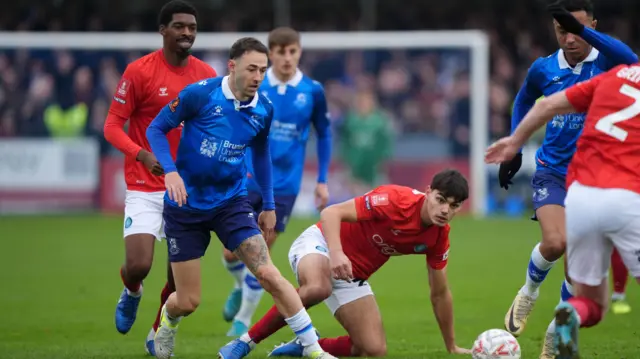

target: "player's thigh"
[334,288,385,357]
[608,189,640,282]
[163,203,212,265]
[288,227,333,305]
[565,183,613,287]
[531,171,567,245]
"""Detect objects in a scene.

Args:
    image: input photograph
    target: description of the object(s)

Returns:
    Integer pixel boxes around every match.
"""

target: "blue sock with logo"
[521,243,556,297]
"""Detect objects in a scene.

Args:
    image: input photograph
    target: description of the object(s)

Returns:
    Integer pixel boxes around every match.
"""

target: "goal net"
[0,31,490,216]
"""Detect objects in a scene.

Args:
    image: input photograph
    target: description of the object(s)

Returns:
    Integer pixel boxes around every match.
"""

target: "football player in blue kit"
[146,37,335,359]
[221,27,332,337]
[498,1,638,358]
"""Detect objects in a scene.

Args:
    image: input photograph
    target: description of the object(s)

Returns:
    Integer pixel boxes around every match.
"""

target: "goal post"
[0,31,490,217]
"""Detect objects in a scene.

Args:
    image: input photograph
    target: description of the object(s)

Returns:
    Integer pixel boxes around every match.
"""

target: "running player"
[218,169,472,359]
[496,2,637,356]
[146,37,335,359]
[485,62,640,359]
[103,0,216,343]
[221,26,332,337]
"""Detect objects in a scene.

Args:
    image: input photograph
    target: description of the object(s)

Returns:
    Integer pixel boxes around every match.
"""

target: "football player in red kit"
[486,63,640,359]
[218,169,472,358]
[103,0,216,353]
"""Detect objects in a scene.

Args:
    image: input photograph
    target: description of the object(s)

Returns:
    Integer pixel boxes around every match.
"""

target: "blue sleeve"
[251,106,275,211]
[311,82,332,184]
[511,59,543,135]
[146,84,205,173]
[581,27,638,69]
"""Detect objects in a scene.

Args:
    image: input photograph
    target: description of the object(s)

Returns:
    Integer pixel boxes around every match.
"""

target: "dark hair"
[229,37,269,60]
[430,169,469,204]
[559,0,594,16]
[158,0,198,27]
[268,27,301,49]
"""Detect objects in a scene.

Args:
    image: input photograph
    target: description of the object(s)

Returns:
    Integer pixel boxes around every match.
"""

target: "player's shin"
[523,243,556,296]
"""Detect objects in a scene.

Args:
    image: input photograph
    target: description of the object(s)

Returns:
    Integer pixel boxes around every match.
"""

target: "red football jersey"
[565,63,640,195]
[107,50,216,192]
[318,185,450,280]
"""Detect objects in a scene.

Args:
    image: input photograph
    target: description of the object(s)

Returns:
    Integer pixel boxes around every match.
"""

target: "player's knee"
[540,231,565,259]
[298,283,332,307]
[124,258,152,281]
[176,292,200,314]
[355,342,387,357]
[223,249,237,263]
[254,264,284,293]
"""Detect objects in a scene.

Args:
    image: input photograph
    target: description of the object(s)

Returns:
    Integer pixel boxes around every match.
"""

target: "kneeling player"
[218,169,472,358]
[486,63,640,359]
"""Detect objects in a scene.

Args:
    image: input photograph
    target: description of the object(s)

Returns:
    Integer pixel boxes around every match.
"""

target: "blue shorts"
[530,168,566,221]
[247,191,297,233]
[163,196,261,262]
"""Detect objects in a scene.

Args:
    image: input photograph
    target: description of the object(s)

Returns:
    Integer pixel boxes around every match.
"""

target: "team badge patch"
[124,217,133,229]
[169,97,180,112]
[371,193,389,206]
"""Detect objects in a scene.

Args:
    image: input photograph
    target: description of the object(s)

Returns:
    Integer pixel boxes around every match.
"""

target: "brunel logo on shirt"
[199,138,246,164]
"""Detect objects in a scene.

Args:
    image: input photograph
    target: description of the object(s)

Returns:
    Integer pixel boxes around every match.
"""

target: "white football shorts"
[565,181,640,286]
[288,224,374,315]
[123,190,166,241]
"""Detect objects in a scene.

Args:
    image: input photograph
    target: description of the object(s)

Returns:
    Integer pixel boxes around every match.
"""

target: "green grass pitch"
[1,215,638,358]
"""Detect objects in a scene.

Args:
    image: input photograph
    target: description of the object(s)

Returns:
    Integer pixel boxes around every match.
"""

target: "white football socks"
[235,269,265,325]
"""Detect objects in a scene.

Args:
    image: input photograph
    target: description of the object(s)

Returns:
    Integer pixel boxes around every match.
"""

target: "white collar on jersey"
[221,75,259,109]
[266,67,303,87]
[557,47,599,69]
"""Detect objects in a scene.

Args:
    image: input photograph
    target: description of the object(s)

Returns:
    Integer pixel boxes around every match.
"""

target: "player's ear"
[591,19,597,29]
[227,59,236,73]
[159,25,166,36]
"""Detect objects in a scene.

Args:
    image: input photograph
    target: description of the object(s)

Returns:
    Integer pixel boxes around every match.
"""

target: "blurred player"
[221,26,332,337]
[610,249,631,314]
[486,63,640,359]
[218,170,472,359]
[146,37,335,359]
[102,0,216,343]
[496,1,637,356]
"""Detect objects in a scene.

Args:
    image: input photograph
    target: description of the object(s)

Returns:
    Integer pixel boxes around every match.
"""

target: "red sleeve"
[103,113,142,158]
[108,63,140,119]
[354,186,398,221]
[565,70,609,112]
[426,225,450,270]
[104,63,143,158]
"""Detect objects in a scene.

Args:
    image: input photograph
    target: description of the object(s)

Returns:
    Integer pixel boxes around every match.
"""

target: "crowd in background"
[1,0,638,190]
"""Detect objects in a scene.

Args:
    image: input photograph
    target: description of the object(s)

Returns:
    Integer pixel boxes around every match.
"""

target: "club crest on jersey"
[371,193,389,207]
[169,97,180,112]
[124,217,132,229]
[294,93,307,108]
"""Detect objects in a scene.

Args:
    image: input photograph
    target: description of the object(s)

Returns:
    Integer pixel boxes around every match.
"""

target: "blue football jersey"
[514,48,624,175]
[245,68,331,196]
[147,76,275,211]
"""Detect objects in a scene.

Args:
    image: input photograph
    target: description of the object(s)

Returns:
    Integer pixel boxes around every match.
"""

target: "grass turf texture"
[1,215,638,358]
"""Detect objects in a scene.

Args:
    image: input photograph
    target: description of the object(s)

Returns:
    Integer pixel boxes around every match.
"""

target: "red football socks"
[248,305,287,343]
[153,282,173,331]
[319,336,353,356]
[567,297,603,328]
[120,267,141,293]
[611,249,629,294]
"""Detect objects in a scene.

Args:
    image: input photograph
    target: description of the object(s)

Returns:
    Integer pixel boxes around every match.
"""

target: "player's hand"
[258,210,276,243]
[314,183,329,211]
[165,172,187,206]
[486,137,522,190]
[548,1,584,34]
[330,250,353,282]
[448,346,472,355]
[137,149,164,176]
